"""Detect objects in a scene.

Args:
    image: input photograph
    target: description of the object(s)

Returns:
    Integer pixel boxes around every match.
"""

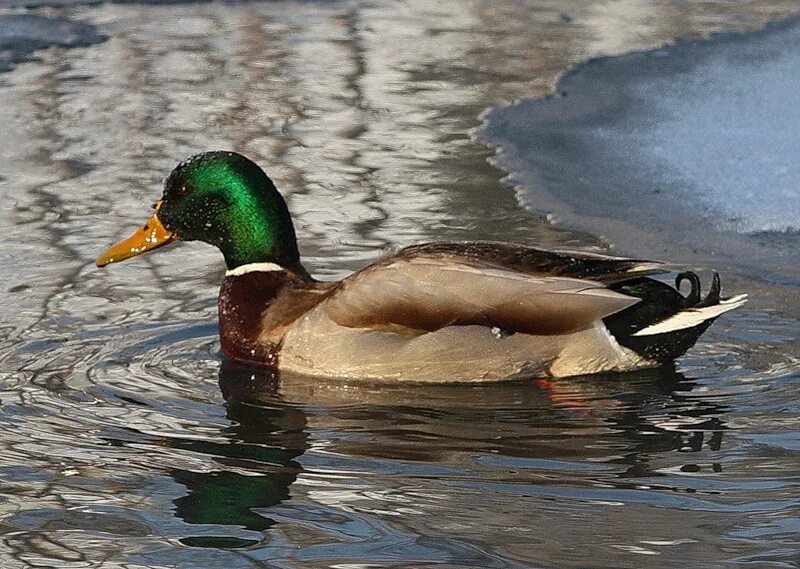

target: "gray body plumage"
[228,242,746,382]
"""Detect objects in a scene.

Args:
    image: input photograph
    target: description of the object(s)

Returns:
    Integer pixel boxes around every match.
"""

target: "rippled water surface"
[1,1,799,567]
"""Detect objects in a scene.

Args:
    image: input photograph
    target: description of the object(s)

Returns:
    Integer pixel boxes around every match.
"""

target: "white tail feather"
[632,294,748,337]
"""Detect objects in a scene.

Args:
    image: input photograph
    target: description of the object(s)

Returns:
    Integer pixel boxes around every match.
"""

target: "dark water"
[1,1,799,567]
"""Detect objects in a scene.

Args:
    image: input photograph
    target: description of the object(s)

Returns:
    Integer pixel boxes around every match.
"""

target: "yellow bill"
[96,207,177,267]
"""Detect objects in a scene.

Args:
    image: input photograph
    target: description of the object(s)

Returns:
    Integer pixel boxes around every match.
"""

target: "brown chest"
[217,269,327,365]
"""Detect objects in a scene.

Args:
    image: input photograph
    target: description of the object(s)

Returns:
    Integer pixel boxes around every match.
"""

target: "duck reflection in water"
[171,360,308,548]
[167,360,727,548]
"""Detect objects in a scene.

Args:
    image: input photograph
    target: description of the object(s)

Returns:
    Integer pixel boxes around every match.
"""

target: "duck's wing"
[397,242,667,284]
[321,254,640,336]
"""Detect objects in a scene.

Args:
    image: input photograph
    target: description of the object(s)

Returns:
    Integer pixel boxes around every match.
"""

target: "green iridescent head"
[155,151,301,270]
[95,151,304,271]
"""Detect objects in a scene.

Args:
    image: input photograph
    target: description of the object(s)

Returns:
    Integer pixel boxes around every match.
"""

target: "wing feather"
[395,242,667,283]
[323,256,639,335]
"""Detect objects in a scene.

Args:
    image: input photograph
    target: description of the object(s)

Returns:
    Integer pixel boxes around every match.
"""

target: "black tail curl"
[676,271,721,308]
[675,272,701,305]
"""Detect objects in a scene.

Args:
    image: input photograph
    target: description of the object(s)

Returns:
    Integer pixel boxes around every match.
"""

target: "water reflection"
[98,361,304,549]
[278,365,728,470]
[171,362,305,548]
[144,359,732,551]
[3,336,793,567]
[173,469,291,548]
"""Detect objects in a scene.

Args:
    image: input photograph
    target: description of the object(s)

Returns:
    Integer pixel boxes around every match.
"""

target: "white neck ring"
[225,262,285,277]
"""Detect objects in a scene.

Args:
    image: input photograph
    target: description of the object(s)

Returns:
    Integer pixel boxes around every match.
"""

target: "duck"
[96,151,747,382]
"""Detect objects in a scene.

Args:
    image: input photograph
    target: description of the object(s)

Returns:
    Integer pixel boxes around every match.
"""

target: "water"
[0,1,799,567]
[0,13,104,71]
[479,14,800,312]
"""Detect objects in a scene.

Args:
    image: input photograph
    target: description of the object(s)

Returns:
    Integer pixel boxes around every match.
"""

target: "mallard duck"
[96,151,747,382]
